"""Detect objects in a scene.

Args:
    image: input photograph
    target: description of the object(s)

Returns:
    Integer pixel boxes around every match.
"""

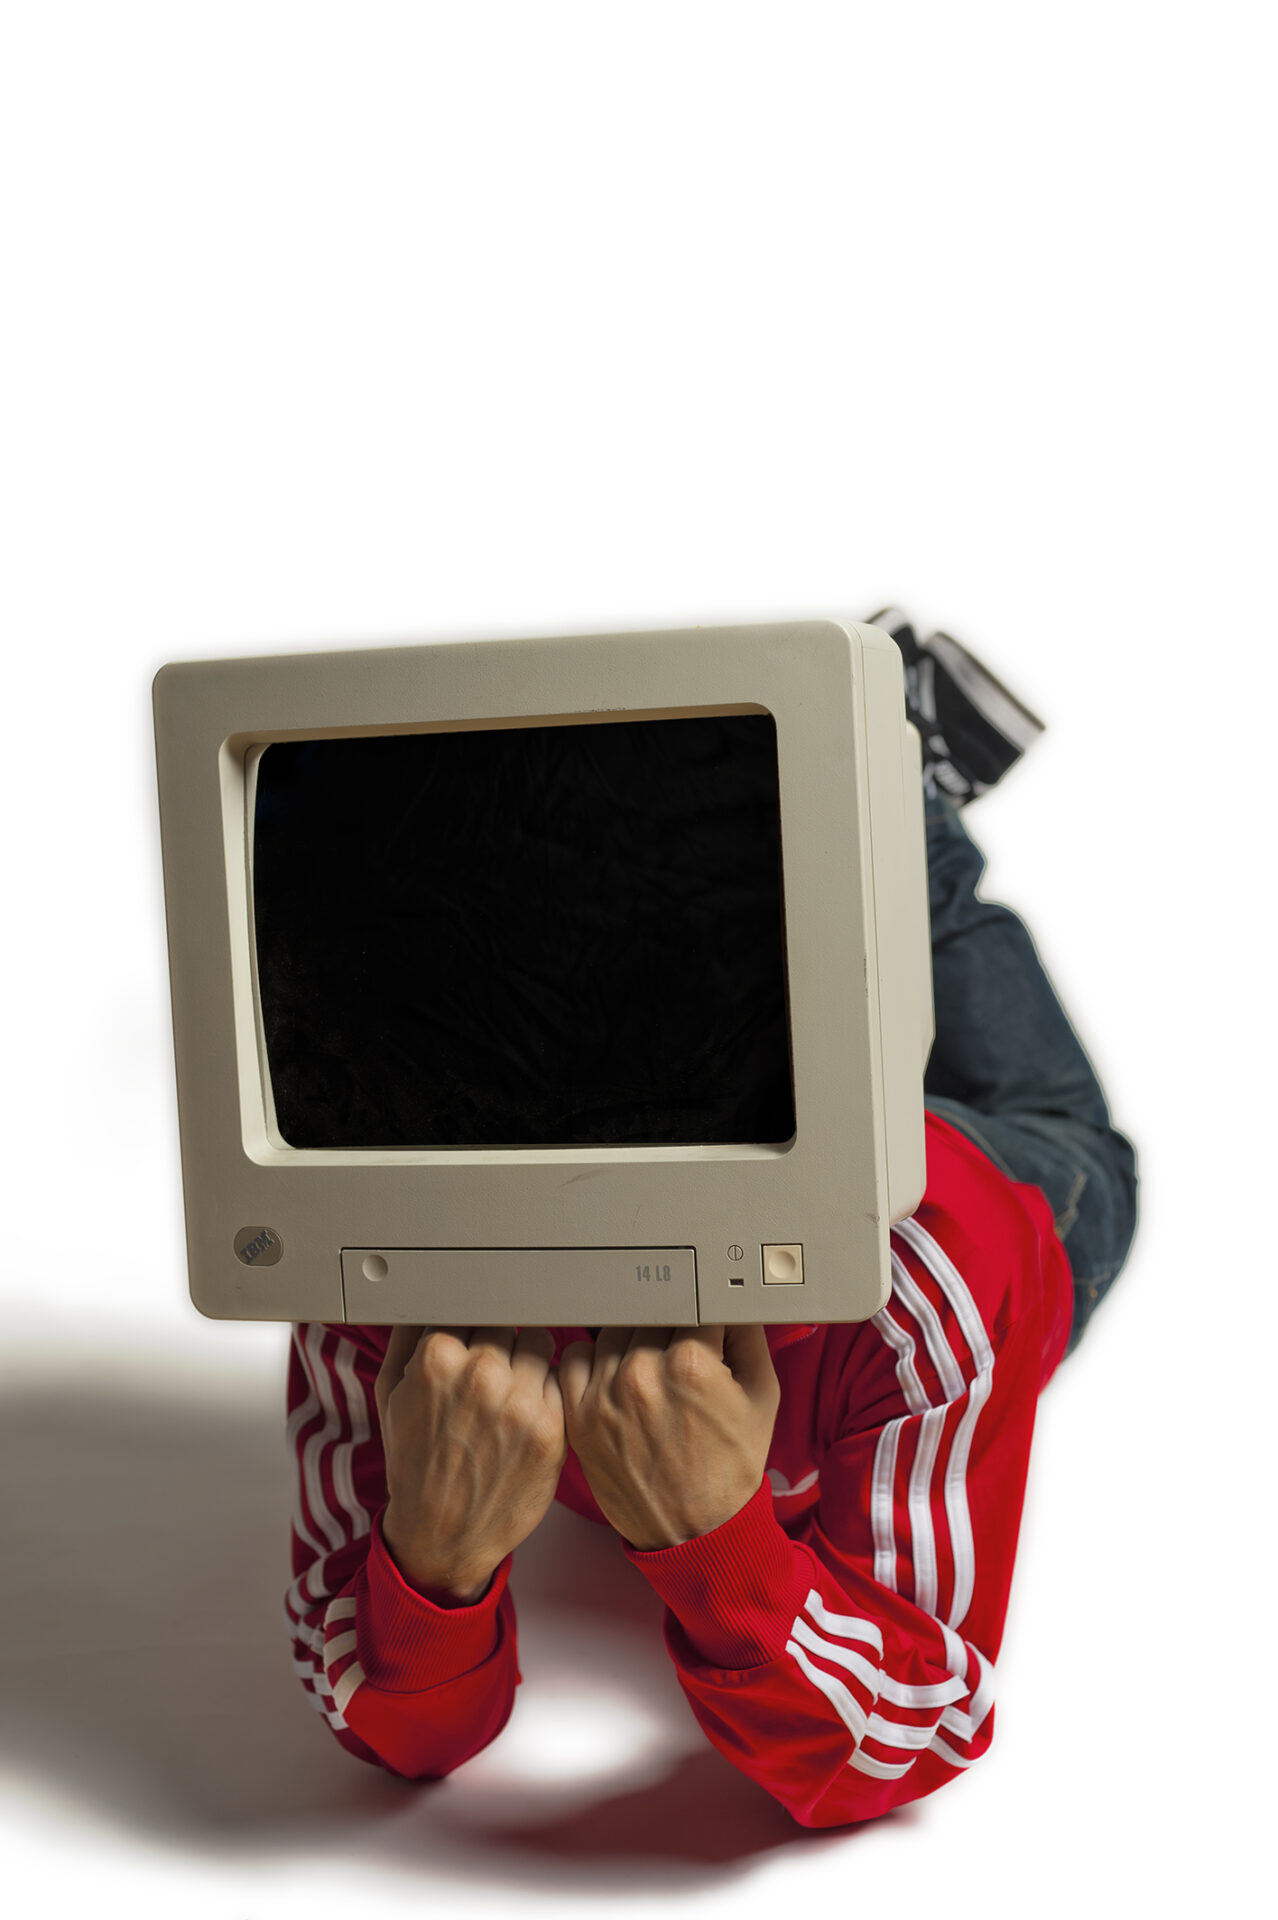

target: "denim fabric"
[920,793,1139,1357]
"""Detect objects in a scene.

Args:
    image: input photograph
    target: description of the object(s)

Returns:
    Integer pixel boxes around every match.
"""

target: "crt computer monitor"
[152,617,933,1330]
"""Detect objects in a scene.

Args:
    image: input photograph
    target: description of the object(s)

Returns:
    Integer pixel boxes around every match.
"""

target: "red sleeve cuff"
[621,1477,812,1668]
[356,1506,513,1692]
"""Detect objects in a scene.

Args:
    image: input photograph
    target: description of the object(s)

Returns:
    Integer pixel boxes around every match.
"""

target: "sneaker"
[867,607,1046,805]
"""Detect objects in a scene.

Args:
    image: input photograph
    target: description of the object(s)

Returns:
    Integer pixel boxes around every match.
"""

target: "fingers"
[551,1324,763,1421]
[721,1322,780,1401]
[564,1326,680,1409]
[669,1324,727,1360]
[606,1323,668,1368]
[624,1327,674,1358]
[467,1326,518,1359]
[540,1353,566,1411]
[377,1323,759,1430]
[382,1322,425,1378]
[467,1326,558,1377]
[419,1326,473,1354]
[664,1323,777,1404]
[566,1326,643,1404]
[556,1338,596,1415]
[508,1327,561,1402]
[424,1325,561,1405]
[466,1327,563,1423]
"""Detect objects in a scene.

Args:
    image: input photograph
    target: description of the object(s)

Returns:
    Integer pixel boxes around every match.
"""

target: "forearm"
[285,1323,523,1781]
[289,1506,521,1780]
[620,1301,1043,1829]
[624,1480,995,1827]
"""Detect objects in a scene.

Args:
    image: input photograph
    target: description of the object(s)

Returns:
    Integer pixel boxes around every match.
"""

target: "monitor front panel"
[154,619,905,1325]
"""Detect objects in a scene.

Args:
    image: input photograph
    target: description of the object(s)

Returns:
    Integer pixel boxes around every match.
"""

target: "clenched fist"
[557,1324,781,1551]
[374,1325,568,1606]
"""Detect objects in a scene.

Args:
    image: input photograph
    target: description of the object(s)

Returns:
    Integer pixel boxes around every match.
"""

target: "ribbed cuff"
[357,1505,512,1692]
[621,1478,811,1668]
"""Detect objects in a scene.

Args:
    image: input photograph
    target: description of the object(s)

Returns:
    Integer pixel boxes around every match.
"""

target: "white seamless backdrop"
[1,5,1271,1919]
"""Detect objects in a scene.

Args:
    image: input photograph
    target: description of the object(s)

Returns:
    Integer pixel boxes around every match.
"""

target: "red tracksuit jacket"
[283,1110,1074,1827]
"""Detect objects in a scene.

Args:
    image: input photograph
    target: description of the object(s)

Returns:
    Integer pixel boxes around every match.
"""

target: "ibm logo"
[233,1226,283,1267]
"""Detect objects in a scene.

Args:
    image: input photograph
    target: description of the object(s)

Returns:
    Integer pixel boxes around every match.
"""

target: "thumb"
[374,1322,426,1431]
[722,1322,779,1402]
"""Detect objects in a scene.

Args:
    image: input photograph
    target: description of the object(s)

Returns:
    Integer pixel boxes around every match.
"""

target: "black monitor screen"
[252,714,796,1150]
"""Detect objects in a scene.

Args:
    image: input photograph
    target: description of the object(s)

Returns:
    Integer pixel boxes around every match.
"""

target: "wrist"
[627,1484,768,1554]
[381,1508,494,1607]
[408,1569,494,1608]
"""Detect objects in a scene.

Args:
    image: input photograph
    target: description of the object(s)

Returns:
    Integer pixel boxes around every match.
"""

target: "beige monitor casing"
[152,618,933,1328]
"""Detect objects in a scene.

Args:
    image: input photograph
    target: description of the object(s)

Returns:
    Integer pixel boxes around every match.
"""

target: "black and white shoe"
[868,607,1046,805]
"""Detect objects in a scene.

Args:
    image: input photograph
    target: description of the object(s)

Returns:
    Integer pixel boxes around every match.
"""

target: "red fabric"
[283,1111,1074,1825]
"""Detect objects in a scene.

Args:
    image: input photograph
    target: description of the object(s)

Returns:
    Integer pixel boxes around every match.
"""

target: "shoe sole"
[924,629,1046,754]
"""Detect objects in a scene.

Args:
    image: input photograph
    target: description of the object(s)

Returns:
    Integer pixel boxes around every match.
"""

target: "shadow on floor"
[0,1345,880,1891]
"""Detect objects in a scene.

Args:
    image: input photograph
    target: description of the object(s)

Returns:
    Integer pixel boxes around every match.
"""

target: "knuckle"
[666,1341,709,1385]
[409,1337,462,1395]
[617,1352,662,1403]
[463,1345,509,1394]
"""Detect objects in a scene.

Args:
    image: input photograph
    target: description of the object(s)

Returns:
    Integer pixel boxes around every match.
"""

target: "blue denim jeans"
[921,793,1139,1357]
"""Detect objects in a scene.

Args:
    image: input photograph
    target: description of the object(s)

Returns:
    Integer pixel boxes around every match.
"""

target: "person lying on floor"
[282,609,1139,1828]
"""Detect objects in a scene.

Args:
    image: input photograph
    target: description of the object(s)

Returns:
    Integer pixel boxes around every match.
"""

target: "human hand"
[374,1325,567,1604]
[556,1325,780,1551]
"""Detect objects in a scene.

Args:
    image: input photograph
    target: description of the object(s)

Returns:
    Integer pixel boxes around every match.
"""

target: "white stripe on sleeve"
[801,1588,883,1655]
[870,1295,930,1414]
[871,1416,904,1591]
[848,1747,916,1781]
[784,1639,871,1744]
[788,1615,882,1697]
[779,1224,1004,1786]
[283,1329,380,1733]
[892,1216,996,1634]
[907,1403,948,1615]
[885,1254,966,1401]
